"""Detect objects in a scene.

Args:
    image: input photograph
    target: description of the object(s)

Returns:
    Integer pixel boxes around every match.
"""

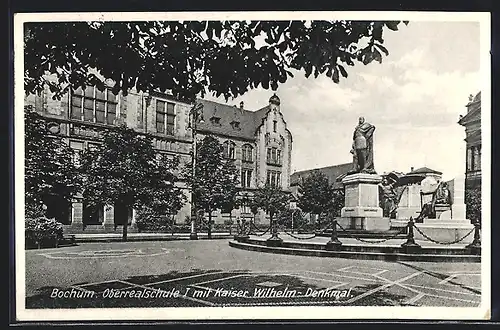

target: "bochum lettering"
[50,288,95,299]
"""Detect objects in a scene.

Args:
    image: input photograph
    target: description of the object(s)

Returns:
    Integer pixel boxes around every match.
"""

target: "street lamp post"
[289,201,298,233]
[189,102,204,240]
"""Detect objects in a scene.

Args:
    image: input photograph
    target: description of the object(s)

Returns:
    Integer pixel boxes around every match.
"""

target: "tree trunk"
[122,222,128,242]
[208,211,212,239]
[229,211,232,235]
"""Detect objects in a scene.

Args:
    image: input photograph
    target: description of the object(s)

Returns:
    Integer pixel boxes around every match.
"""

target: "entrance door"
[114,202,132,225]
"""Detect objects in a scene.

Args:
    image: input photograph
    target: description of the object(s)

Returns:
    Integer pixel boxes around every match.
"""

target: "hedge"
[25,217,64,249]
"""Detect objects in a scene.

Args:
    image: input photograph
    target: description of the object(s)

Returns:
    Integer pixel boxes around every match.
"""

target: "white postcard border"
[14,11,492,321]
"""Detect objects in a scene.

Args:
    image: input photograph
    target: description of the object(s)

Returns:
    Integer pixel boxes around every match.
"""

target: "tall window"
[71,87,117,124]
[273,120,277,132]
[241,169,252,188]
[470,146,476,171]
[223,141,236,159]
[475,145,481,170]
[242,144,253,162]
[241,204,252,214]
[156,100,176,135]
[466,147,472,171]
[267,147,281,165]
[266,170,281,187]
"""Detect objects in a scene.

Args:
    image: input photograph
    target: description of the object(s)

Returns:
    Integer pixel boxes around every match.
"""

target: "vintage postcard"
[14,11,491,322]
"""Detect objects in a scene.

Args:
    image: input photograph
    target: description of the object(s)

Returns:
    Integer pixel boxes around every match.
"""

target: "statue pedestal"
[339,173,390,231]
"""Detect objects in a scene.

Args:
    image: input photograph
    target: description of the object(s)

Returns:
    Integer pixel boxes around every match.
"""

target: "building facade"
[458,91,481,189]
[25,81,293,232]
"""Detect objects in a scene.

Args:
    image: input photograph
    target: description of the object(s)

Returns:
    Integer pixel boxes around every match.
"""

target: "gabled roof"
[407,167,442,175]
[290,163,353,190]
[196,99,272,140]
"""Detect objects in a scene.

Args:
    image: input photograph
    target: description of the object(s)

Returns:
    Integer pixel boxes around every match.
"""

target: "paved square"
[25,240,481,308]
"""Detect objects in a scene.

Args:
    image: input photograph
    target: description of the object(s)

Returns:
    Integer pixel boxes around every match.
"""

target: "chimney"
[410,167,414,172]
[240,101,244,110]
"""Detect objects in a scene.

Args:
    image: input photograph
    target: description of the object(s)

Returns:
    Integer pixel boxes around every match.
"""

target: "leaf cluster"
[25,20,408,102]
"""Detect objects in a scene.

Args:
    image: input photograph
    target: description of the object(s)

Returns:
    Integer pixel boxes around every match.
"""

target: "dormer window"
[210,116,221,125]
[231,121,241,130]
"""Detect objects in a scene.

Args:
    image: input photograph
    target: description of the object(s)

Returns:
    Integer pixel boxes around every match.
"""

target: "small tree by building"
[186,135,239,239]
[79,125,186,241]
[251,184,291,232]
[297,170,335,228]
[25,106,82,221]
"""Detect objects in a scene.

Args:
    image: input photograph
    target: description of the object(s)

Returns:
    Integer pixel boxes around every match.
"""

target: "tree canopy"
[297,170,335,216]
[25,106,82,219]
[251,184,291,222]
[185,135,239,237]
[24,20,408,102]
[79,125,186,239]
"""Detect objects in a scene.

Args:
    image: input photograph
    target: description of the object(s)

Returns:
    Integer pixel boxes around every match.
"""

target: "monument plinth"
[339,173,390,231]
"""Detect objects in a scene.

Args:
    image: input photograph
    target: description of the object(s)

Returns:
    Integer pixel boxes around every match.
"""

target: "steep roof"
[407,167,443,175]
[290,163,353,190]
[459,91,481,126]
[196,99,271,140]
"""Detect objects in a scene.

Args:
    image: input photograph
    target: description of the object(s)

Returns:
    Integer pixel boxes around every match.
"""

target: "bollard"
[248,219,255,235]
[234,219,241,240]
[326,219,342,251]
[401,217,421,254]
[466,222,481,255]
[266,217,283,247]
[239,218,250,240]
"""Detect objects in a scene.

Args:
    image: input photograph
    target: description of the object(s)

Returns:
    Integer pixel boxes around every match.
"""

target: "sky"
[206,21,481,181]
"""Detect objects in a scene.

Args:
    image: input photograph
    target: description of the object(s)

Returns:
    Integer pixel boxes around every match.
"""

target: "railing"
[233,216,482,255]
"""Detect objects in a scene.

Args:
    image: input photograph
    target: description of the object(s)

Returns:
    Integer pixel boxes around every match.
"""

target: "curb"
[229,240,481,263]
[72,234,233,243]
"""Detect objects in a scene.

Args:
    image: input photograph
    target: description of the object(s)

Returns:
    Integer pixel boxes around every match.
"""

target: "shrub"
[276,209,306,229]
[135,207,174,232]
[25,202,46,219]
[25,217,64,249]
[465,187,481,224]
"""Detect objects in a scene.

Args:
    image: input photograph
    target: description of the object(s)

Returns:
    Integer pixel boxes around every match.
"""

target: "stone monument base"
[337,216,391,231]
[389,219,474,244]
[339,173,390,232]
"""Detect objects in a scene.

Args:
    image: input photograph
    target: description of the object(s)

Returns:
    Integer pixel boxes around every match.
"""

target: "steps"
[230,238,481,263]
[313,228,407,239]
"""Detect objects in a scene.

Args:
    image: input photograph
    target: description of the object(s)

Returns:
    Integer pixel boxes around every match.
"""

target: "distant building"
[458,91,481,188]
[25,79,292,232]
[406,166,443,182]
[290,163,353,195]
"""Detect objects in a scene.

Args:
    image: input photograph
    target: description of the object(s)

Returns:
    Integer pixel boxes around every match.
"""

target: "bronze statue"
[379,177,397,218]
[349,117,376,174]
[415,181,452,223]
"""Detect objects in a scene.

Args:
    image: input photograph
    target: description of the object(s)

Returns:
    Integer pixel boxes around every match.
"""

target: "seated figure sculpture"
[415,181,451,223]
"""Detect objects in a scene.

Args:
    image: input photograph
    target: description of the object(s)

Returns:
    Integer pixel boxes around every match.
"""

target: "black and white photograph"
[14,11,491,321]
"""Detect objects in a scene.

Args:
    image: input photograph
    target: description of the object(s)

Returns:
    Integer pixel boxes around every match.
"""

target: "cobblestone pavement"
[25,240,481,308]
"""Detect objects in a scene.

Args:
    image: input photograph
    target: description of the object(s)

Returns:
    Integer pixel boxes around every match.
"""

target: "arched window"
[223,141,236,159]
[242,144,254,162]
[266,147,281,165]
